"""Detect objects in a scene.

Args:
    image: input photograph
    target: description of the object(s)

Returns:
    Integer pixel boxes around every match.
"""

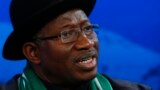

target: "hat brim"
[3,0,96,60]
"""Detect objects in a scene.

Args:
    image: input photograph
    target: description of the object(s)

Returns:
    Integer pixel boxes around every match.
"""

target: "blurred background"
[0,0,160,89]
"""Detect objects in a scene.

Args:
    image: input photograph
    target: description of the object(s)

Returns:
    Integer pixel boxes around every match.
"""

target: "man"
[2,0,151,90]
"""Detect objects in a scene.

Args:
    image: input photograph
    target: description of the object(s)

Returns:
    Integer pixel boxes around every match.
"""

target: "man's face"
[36,9,98,86]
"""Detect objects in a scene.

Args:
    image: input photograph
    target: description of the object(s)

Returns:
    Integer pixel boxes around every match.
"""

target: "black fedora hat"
[3,0,96,60]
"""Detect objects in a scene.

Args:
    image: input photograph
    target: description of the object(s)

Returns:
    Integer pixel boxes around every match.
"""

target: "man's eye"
[61,31,75,39]
[83,26,93,34]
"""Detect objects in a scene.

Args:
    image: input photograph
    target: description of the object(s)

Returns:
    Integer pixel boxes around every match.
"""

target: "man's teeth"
[79,57,92,64]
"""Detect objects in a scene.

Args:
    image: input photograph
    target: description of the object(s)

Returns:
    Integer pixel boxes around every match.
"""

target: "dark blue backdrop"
[0,0,160,90]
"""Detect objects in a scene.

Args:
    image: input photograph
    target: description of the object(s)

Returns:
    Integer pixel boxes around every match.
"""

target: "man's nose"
[74,33,94,50]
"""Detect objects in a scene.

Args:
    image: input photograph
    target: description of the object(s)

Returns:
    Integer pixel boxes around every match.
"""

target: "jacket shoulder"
[1,74,20,90]
[102,74,151,90]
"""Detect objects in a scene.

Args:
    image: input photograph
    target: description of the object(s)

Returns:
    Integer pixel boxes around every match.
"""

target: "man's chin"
[78,67,97,82]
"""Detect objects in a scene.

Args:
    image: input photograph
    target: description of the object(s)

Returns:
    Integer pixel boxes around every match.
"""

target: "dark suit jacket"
[1,74,151,90]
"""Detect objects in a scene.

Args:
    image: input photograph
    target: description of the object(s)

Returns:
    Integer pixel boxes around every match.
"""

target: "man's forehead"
[39,9,90,36]
[55,9,89,23]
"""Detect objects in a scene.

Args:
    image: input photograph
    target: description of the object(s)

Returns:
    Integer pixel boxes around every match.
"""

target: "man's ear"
[22,42,41,64]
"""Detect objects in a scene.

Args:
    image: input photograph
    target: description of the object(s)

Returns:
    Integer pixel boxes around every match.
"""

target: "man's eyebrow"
[80,19,91,25]
[61,19,90,28]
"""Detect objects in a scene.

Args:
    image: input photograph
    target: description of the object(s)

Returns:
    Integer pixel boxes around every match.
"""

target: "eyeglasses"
[34,24,99,44]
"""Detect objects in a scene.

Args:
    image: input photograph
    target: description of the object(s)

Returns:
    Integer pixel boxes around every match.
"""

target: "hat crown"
[10,0,64,31]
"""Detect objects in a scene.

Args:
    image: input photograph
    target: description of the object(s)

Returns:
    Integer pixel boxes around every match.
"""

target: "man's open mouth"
[75,52,97,70]
[78,56,95,64]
